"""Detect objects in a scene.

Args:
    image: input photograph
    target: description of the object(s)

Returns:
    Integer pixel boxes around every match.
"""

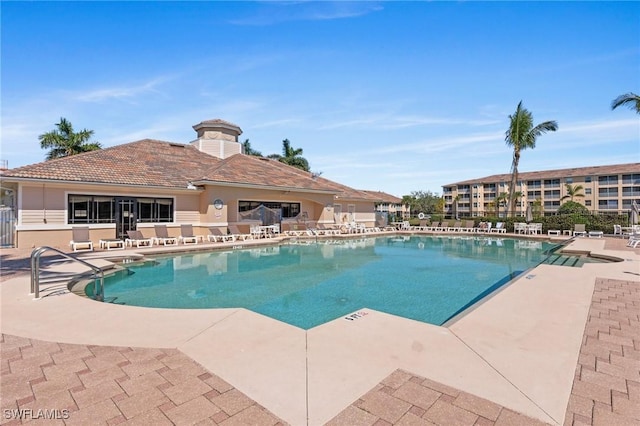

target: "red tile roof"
[0,139,367,198]
[360,190,403,204]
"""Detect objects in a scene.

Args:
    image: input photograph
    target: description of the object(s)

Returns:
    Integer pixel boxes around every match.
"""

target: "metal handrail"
[30,246,104,301]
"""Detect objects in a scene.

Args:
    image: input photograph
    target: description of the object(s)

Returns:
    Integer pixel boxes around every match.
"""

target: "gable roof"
[0,139,368,198]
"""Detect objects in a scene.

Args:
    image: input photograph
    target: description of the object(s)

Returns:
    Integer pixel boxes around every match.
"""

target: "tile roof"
[360,190,403,204]
[0,140,366,198]
[444,163,640,186]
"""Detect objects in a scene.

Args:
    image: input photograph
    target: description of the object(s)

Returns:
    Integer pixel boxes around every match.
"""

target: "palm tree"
[505,101,558,216]
[241,139,262,156]
[39,118,101,160]
[611,92,640,114]
[561,183,585,202]
[497,192,509,216]
[271,139,310,171]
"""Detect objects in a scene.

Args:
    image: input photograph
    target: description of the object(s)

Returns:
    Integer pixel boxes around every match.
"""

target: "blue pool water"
[88,236,554,329]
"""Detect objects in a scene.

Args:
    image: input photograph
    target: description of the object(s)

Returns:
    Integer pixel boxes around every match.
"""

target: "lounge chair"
[491,222,507,233]
[126,230,153,248]
[70,226,94,252]
[627,232,640,248]
[208,227,234,242]
[178,224,199,244]
[153,225,178,245]
[228,225,252,241]
[427,221,440,231]
[448,221,462,232]
[461,220,476,233]
[315,223,341,235]
[573,224,587,237]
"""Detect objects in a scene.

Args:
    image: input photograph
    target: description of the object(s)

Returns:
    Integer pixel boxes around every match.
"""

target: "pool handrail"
[30,246,105,301]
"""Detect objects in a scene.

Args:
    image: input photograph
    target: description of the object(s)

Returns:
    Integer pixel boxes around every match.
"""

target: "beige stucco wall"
[10,180,377,248]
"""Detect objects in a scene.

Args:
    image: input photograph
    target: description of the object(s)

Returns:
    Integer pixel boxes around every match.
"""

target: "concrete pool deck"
[1,235,639,425]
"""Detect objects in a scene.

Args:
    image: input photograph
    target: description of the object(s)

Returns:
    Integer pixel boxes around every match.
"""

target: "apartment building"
[442,163,640,217]
[360,190,409,219]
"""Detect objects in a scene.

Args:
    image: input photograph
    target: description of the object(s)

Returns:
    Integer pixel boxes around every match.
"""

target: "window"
[622,174,640,185]
[598,200,618,210]
[527,180,541,189]
[527,190,541,198]
[543,179,560,188]
[585,177,592,183]
[544,201,560,209]
[565,177,573,184]
[238,201,301,219]
[68,195,173,224]
[598,175,618,185]
[585,188,592,195]
[622,187,640,197]
[598,188,618,197]
[544,190,561,198]
[585,200,591,207]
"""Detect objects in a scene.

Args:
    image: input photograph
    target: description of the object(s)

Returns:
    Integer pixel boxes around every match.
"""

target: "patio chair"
[70,226,94,252]
[208,227,234,242]
[626,232,640,248]
[491,222,507,233]
[153,225,178,245]
[448,221,462,232]
[228,225,252,241]
[126,230,153,248]
[572,224,587,237]
[178,224,199,244]
[461,220,476,233]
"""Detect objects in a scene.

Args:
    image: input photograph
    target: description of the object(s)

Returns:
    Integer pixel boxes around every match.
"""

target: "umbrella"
[632,200,639,225]
[525,204,533,223]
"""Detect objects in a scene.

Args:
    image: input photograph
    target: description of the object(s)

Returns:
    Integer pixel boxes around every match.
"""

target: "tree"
[271,139,310,171]
[497,192,509,216]
[561,183,585,203]
[611,92,640,114]
[505,101,558,216]
[241,139,262,156]
[39,118,102,160]
[557,200,589,215]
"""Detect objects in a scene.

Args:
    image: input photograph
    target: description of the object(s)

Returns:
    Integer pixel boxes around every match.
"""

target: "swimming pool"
[87,236,555,329]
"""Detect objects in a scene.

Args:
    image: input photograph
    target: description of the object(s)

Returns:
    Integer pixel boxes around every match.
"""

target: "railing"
[30,246,104,301]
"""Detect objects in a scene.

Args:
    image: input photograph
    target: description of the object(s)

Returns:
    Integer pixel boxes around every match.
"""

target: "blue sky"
[2,1,638,197]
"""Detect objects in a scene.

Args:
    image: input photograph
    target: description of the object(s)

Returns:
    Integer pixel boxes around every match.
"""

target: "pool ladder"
[30,246,105,301]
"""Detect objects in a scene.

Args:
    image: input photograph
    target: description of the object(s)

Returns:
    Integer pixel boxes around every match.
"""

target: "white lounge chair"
[208,227,234,242]
[153,225,178,245]
[491,222,507,233]
[178,224,199,244]
[70,226,93,252]
[126,230,152,248]
[228,225,252,241]
[573,224,587,237]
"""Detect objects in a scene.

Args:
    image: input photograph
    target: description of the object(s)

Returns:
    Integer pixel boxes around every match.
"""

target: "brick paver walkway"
[0,335,283,425]
[1,239,638,425]
[563,278,640,426]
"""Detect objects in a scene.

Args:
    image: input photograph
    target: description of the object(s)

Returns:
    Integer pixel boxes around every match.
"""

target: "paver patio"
[1,236,638,425]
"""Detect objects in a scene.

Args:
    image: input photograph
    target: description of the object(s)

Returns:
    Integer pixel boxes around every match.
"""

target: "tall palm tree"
[611,92,640,114]
[270,139,310,171]
[497,192,509,216]
[505,101,558,216]
[39,118,101,160]
[241,139,262,156]
[561,183,585,202]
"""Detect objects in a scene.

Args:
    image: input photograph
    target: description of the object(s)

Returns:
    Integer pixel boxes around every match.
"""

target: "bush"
[557,201,589,215]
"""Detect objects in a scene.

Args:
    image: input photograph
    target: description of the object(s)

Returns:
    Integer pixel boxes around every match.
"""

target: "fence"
[0,207,16,247]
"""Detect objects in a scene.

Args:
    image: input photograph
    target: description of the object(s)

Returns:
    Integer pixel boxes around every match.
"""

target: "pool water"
[87,236,555,329]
